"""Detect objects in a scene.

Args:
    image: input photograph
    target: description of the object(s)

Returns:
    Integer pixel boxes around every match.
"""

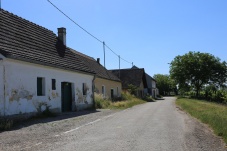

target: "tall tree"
[153,74,176,95]
[170,51,227,97]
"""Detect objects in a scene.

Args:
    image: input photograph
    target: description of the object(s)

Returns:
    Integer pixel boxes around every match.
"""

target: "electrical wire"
[47,0,132,65]
[47,0,102,43]
[104,44,119,57]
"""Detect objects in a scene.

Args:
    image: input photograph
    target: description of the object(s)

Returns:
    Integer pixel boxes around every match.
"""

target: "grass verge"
[176,98,227,143]
[95,92,150,109]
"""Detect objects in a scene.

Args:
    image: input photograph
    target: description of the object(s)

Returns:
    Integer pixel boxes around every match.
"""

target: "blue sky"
[2,0,227,77]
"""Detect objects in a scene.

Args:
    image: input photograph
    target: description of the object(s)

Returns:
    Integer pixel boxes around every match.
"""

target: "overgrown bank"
[94,92,154,109]
[176,98,227,143]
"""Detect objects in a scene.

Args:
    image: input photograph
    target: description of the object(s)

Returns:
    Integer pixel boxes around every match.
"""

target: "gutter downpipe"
[92,75,96,109]
[1,59,6,116]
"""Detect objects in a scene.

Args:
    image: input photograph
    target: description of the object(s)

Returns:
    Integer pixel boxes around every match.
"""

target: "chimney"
[58,27,66,46]
[97,58,100,64]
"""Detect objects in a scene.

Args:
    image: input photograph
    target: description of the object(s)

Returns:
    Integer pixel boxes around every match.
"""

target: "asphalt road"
[1,97,226,151]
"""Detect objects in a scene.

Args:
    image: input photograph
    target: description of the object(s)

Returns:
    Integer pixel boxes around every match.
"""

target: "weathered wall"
[0,59,4,116]
[151,80,157,98]
[152,80,156,89]
[3,58,94,116]
[94,77,122,99]
[138,81,145,97]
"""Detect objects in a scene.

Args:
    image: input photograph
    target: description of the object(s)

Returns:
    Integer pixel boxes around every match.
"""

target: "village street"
[0,97,226,151]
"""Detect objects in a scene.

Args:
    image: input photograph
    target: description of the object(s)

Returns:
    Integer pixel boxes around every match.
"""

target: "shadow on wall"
[56,39,66,57]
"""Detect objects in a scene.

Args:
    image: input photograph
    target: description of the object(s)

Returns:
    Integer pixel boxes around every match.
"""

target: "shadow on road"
[2,109,99,132]
[155,98,165,100]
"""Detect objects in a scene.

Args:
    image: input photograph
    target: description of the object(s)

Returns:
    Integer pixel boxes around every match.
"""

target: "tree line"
[154,51,227,103]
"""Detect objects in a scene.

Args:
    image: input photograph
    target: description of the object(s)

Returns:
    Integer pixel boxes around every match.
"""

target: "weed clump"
[94,92,148,109]
[0,118,14,131]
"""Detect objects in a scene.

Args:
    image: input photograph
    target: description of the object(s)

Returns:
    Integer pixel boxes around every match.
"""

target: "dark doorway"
[153,90,156,98]
[61,82,72,112]
[111,89,114,99]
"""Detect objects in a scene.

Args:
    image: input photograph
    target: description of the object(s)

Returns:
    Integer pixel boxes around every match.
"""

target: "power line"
[104,44,119,57]
[47,0,102,43]
[120,57,131,64]
[47,0,133,66]
[105,44,131,64]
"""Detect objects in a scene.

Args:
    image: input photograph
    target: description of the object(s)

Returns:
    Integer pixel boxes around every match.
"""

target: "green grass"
[176,98,227,143]
[94,92,148,109]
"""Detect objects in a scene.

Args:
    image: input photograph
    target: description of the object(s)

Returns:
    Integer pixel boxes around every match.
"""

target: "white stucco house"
[0,9,97,116]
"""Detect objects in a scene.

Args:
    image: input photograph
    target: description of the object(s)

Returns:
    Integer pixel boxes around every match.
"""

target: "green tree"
[153,74,176,95]
[170,51,227,97]
[127,84,138,96]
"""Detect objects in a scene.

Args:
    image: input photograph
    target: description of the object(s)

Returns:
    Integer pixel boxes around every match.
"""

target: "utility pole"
[103,41,105,68]
[119,55,120,78]
[132,62,133,67]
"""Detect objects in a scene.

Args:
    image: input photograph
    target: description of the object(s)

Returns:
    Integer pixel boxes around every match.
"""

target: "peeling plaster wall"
[0,59,4,116]
[3,59,94,116]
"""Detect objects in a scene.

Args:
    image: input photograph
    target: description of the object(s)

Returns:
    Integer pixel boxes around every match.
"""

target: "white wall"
[0,59,4,116]
[152,80,156,88]
[3,59,94,116]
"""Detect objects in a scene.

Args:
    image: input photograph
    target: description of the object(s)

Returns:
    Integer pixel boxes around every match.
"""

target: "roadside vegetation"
[94,91,154,109]
[176,97,227,143]
[165,51,227,142]
[153,74,177,96]
[0,108,56,132]
[169,51,227,102]
[0,118,14,131]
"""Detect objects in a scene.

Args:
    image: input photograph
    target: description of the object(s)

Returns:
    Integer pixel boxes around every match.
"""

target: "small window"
[102,85,105,96]
[111,89,114,99]
[117,87,119,96]
[37,77,45,96]
[52,79,56,90]
[83,83,87,95]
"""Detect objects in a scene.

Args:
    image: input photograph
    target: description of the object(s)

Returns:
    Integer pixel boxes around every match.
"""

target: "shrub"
[142,95,155,102]
[127,84,138,95]
[156,94,162,98]
[0,118,14,131]
[35,105,56,118]
[121,91,133,100]
[94,92,147,109]
[94,93,111,109]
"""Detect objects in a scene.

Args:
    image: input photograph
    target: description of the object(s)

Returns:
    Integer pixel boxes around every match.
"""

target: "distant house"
[70,51,122,99]
[0,9,97,116]
[132,66,158,98]
[109,68,147,98]
[145,74,159,98]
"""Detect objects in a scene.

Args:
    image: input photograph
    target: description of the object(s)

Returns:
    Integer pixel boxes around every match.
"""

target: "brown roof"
[109,68,147,89]
[70,49,120,82]
[0,9,95,74]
